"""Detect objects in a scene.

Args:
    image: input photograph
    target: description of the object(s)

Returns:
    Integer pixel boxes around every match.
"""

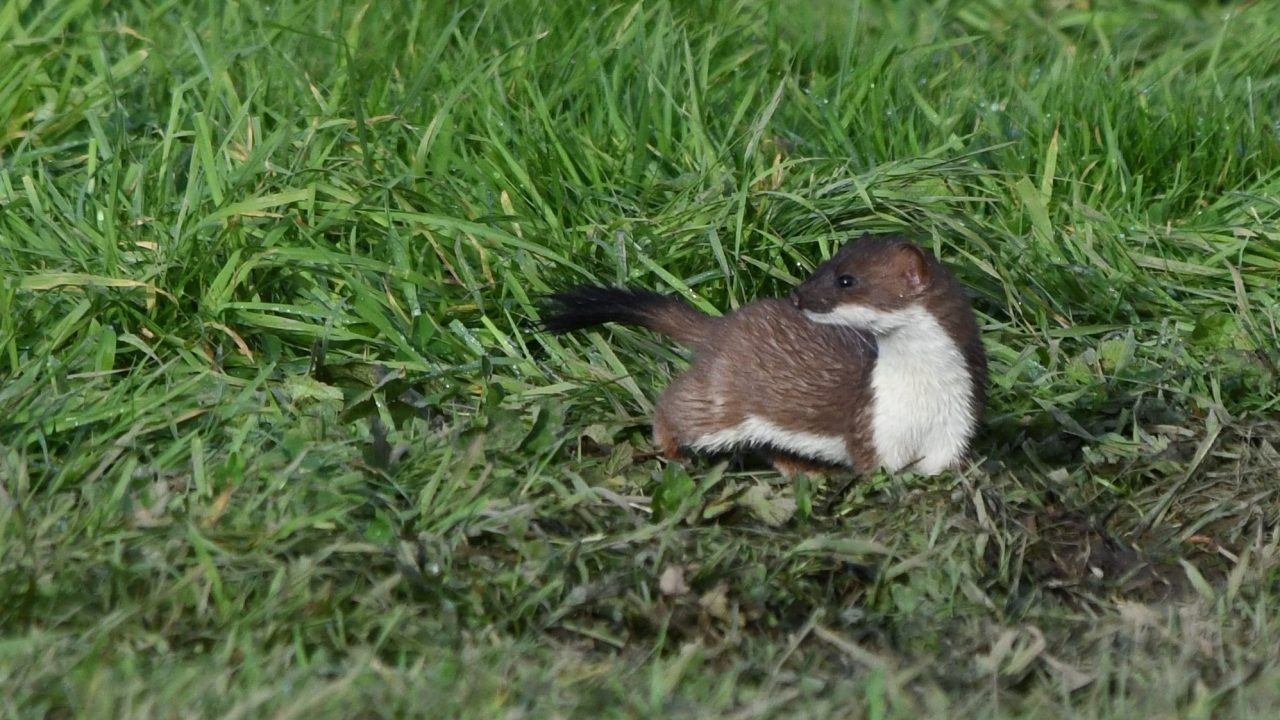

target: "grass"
[2,0,1279,716]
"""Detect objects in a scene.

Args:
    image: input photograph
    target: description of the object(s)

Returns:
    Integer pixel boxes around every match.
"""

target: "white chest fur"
[806,303,976,475]
[867,307,975,473]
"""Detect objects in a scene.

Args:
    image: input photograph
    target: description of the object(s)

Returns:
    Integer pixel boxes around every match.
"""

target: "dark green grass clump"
[2,0,1279,717]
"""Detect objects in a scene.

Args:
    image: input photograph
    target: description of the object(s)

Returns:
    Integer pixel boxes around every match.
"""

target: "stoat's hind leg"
[652,370,739,460]
[652,408,684,459]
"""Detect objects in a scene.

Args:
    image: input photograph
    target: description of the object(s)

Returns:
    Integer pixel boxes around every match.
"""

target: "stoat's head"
[791,234,936,335]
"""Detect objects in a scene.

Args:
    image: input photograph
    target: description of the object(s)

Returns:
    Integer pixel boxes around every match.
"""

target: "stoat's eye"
[836,274,857,289]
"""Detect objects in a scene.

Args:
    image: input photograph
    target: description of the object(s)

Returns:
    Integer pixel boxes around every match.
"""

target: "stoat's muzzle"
[791,267,839,314]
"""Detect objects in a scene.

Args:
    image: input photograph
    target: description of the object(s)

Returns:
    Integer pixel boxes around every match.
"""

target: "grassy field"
[3,0,1280,716]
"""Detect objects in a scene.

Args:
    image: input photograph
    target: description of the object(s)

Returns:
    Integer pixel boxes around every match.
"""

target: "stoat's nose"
[789,293,802,309]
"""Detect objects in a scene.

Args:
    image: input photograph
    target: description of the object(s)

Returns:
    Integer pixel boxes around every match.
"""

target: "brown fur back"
[653,299,880,471]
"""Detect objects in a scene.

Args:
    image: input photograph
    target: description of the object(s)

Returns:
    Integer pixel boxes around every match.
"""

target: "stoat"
[542,234,987,476]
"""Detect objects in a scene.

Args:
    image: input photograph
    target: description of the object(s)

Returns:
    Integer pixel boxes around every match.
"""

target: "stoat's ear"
[897,243,932,293]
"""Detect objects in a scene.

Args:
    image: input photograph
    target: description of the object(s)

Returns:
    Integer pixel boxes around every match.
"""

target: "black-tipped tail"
[541,287,665,333]
[541,286,715,348]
